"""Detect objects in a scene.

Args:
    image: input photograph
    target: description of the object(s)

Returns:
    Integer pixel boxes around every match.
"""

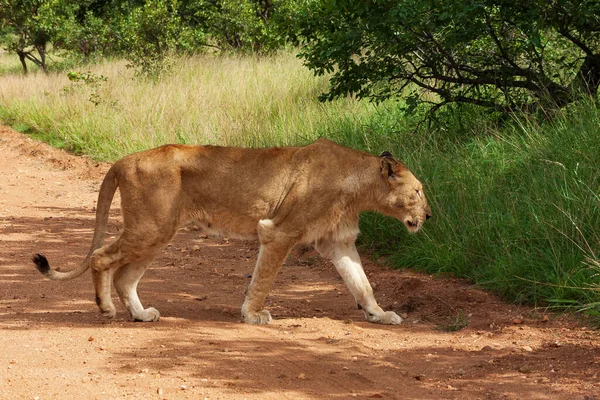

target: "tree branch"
[485,15,521,72]
[558,28,594,56]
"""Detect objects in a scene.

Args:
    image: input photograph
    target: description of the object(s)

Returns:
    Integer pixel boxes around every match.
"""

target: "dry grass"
[0,52,374,160]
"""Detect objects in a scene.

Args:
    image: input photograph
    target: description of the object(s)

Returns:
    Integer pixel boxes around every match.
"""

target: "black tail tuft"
[33,253,50,274]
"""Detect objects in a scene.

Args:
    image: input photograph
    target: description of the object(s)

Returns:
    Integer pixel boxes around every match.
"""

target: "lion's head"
[378,152,432,233]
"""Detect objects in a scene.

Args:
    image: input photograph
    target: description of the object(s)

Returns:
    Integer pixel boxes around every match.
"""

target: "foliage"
[297,0,600,114]
[181,0,308,52]
[118,0,186,78]
[0,0,63,73]
[0,0,309,75]
[64,70,114,107]
[52,10,118,61]
[190,0,269,51]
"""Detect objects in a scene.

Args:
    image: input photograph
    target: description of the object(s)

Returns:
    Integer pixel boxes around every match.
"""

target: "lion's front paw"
[365,310,402,325]
[380,311,402,325]
[133,307,161,322]
[243,309,273,325]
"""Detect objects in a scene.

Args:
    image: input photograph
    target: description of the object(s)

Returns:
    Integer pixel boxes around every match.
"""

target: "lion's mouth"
[404,218,421,232]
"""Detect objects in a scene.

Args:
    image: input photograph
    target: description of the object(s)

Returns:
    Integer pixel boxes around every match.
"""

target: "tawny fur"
[33,138,431,324]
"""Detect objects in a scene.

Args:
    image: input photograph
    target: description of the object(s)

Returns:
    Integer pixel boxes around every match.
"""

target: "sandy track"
[0,126,598,399]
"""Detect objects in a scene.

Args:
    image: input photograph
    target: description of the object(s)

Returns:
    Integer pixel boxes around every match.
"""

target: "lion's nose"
[426,213,432,220]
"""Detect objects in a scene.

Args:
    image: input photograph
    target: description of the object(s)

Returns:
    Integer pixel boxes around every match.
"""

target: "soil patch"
[1,126,598,399]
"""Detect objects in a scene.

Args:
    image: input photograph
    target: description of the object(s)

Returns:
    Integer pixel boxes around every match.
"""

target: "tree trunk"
[16,50,28,74]
[35,42,47,73]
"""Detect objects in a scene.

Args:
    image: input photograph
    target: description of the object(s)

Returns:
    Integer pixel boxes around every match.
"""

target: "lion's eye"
[416,189,422,199]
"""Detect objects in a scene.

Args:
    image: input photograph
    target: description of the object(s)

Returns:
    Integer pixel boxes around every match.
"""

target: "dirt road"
[0,126,598,399]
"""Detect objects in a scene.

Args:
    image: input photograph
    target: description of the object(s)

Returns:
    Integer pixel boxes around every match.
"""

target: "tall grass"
[1,51,599,321]
[0,53,378,160]
[343,102,600,320]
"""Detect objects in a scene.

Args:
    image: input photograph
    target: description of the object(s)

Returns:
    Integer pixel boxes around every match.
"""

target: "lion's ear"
[380,156,397,180]
[379,151,394,158]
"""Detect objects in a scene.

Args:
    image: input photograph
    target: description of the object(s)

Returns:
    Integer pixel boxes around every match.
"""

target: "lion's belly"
[194,218,259,240]
[187,203,264,240]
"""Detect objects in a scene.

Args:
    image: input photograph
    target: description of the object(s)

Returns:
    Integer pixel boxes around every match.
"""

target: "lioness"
[33,138,431,325]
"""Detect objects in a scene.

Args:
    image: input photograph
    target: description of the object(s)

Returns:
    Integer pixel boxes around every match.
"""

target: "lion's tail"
[33,164,119,280]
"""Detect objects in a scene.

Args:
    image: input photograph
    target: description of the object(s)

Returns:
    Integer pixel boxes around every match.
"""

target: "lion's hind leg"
[90,237,158,320]
[113,257,159,322]
[90,242,122,319]
[92,265,117,319]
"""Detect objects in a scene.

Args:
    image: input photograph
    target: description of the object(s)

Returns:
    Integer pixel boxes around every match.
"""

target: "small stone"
[180,385,187,390]
[414,374,425,381]
[519,365,532,373]
[541,315,549,322]
[512,318,523,324]
[157,388,164,395]
[368,394,384,398]
[88,336,94,342]
[297,373,306,379]
[480,345,493,352]
[522,345,533,352]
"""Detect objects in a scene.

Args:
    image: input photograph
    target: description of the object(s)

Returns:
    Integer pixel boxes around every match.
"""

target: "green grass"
[0,48,24,74]
[1,51,599,322]
[0,53,379,160]
[344,102,600,321]
[438,310,471,332]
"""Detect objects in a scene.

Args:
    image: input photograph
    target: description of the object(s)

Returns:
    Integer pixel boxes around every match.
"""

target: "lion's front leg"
[242,220,296,324]
[316,239,402,325]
